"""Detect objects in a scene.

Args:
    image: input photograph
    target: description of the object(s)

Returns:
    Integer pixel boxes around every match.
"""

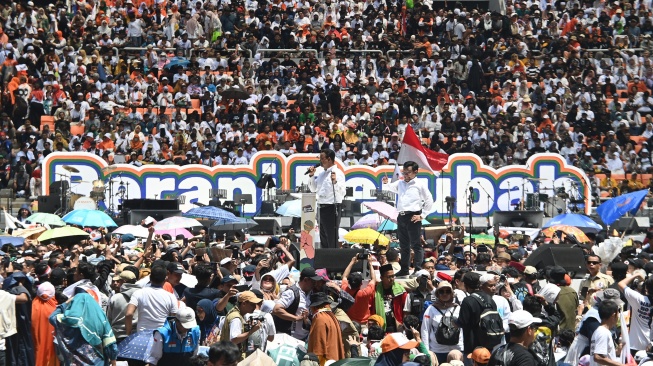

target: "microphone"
[304,163,320,175]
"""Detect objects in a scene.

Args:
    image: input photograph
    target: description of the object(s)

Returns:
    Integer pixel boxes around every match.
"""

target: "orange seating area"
[40,116,54,131]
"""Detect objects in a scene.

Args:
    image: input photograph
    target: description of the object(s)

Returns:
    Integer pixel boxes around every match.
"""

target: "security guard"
[147,308,200,366]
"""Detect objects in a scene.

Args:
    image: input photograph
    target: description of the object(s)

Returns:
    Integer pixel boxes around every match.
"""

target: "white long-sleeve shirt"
[384,178,434,213]
[307,165,346,204]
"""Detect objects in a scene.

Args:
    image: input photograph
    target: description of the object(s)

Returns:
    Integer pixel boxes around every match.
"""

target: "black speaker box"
[493,210,544,228]
[38,195,61,214]
[249,217,283,236]
[260,202,276,216]
[524,244,587,278]
[49,181,69,196]
[314,248,365,275]
[129,209,182,225]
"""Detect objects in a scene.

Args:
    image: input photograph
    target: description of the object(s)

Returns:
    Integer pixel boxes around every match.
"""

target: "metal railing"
[349,49,385,57]
[257,48,319,58]
[112,46,176,59]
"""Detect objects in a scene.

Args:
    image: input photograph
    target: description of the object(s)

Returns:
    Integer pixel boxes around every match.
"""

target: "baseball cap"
[380,332,420,353]
[221,274,238,284]
[167,262,185,274]
[524,266,538,275]
[436,272,452,282]
[509,310,542,329]
[596,288,624,306]
[468,347,491,364]
[176,307,198,329]
[300,267,322,281]
[118,271,136,281]
[238,290,263,304]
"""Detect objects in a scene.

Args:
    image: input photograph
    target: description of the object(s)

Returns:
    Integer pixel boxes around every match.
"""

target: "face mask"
[279,284,288,293]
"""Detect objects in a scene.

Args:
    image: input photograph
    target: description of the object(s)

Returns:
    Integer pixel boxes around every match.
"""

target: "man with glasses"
[382,161,434,276]
[580,254,614,301]
[307,148,346,249]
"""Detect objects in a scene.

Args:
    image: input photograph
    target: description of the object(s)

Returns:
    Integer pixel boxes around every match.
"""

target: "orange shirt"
[341,277,376,323]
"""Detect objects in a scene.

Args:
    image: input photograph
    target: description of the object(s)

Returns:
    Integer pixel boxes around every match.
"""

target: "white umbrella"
[112,225,150,238]
[154,217,202,230]
[338,228,349,242]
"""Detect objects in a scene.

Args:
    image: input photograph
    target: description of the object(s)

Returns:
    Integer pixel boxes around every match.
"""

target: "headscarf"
[197,299,219,342]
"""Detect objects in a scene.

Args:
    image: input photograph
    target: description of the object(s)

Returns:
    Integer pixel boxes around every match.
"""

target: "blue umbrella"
[276,200,301,218]
[212,217,258,231]
[63,209,118,228]
[183,206,237,221]
[0,236,25,246]
[164,57,190,70]
[542,213,603,233]
[118,329,156,362]
[377,218,430,232]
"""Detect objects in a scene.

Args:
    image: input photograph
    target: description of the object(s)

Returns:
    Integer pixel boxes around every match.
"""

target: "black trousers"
[398,213,423,272]
[318,204,341,249]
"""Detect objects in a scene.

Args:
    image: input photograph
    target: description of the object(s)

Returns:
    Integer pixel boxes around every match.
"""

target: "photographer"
[341,253,377,325]
[251,237,295,291]
[219,291,264,360]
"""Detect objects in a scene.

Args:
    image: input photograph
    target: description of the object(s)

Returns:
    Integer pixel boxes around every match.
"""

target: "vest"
[220,307,246,358]
[155,319,200,366]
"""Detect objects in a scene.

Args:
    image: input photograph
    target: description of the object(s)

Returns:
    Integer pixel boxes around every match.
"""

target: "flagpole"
[620,214,636,240]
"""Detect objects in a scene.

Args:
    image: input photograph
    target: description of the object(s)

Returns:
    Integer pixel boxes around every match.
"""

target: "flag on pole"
[397,125,449,173]
[391,164,402,183]
[620,311,638,366]
[596,189,648,225]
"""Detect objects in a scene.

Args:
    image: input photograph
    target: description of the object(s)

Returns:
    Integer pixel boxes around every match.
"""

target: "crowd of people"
[0,216,652,366]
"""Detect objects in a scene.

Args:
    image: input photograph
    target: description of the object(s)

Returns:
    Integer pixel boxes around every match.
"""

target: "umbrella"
[0,236,25,246]
[212,217,258,231]
[63,209,118,228]
[221,86,250,100]
[352,213,385,230]
[331,358,375,366]
[339,228,349,242]
[275,199,302,218]
[183,206,237,221]
[118,330,156,362]
[239,349,276,366]
[363,201,399,221]
[344,228,390,246]
[12,227,47,239]
[541,225,591,243]
[154,216,203,230]
[38,226,89,245]
[155,227,194,239]
[543,213,603,234]
[463,234,507,246]
[377,218,430,231]
[163,58,190,70]
[26,212,66,227]
[112,225,150,238]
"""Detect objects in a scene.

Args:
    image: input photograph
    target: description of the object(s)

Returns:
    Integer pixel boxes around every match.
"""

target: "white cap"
[175,307,197,329]
[361,150,369,155]
[479,273,495,285]
[414,269,429,278]
[219,257,233,265]
[509,310,542,329]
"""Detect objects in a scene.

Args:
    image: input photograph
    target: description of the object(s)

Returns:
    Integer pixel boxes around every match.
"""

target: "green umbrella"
[38,226,89,246]
[330,358,375,366]
[26,212,66,227]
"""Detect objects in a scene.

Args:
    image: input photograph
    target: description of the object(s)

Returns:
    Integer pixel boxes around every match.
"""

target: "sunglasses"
[438,289,452,294]
[587,261,601,265]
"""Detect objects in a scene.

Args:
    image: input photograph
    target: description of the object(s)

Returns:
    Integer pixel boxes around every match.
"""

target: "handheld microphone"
[304,163,320,175]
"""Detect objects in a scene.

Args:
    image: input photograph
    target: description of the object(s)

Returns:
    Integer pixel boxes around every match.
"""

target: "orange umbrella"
[541,225,590,243]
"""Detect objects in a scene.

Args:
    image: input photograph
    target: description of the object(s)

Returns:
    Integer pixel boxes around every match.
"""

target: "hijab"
[197,299,219,342]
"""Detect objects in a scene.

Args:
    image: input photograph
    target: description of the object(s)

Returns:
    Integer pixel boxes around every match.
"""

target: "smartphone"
[235,284,250,292]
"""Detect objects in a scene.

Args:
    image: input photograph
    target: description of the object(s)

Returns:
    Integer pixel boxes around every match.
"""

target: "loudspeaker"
[38,195,61,214]
[457,217,492,233]
[260,202,276,216]
[342,200,362,216]
[129,209,182,225]
[524,244,587,278]
[249,217,283,236]
[122,199,179,211]
[49,181,69,196]
[493,211,544,228]
[611,217,650,233]
[314,248,365,274]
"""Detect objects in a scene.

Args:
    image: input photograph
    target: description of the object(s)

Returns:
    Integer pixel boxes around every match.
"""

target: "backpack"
[472,293,505,349]
[273,285,301,335]
[434,306,461,346]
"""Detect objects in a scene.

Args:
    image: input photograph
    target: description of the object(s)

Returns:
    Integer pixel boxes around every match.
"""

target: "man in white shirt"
[590,299,622,366]
[382,161,434,276]
[125,265,178,335]
[307,149,346,248]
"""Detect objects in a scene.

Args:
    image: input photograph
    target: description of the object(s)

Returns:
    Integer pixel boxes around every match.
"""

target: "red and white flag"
[397,125,449,173]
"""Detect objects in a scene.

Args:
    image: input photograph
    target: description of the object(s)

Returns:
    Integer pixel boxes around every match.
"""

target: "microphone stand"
[476,183,494,229]
[468,186,473,245]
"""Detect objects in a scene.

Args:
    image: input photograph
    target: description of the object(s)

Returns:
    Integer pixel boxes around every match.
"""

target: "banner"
[42,152,592,217]
[299,193,317,270]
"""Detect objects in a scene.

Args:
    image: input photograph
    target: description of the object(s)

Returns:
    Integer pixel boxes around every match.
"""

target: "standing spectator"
[547,266,579,332]
[272,267,318,340]
[617,271,652,355]
[488,310,541,366]
[590,301,623,366]
[341,254,377,325]
[307,292,345,365]
[147,307,201,366]
[125,265,178,335]
[458,272,503,358]
[372,264,408,333]
[422,280,463,364]
[106,270,141,342]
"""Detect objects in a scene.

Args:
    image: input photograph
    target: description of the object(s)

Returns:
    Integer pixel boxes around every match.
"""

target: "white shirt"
[308,165,346,205]
[384,178,434,213]
[421,304,463,353]
[590,326,617,366]
[624,287,651,350]
[128,286,178,332]
[275,287,310,340]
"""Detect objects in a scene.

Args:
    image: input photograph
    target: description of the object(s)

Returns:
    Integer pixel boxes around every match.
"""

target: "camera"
[357,249,370,260]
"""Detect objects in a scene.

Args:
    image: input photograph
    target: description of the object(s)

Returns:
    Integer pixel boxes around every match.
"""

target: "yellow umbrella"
[343,228,390,246]
[541,225,590,243]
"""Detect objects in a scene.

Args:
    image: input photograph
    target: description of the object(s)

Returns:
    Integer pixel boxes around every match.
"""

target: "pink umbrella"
[363,201,399,222]
[155,228,194,239]
[351,213,384,230]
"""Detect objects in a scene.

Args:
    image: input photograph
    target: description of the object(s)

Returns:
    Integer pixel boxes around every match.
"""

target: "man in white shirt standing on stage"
[382,161,434,276]
[307,148,346,249]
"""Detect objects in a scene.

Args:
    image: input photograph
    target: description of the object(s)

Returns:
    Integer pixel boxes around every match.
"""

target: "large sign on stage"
[42,152,591,217]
